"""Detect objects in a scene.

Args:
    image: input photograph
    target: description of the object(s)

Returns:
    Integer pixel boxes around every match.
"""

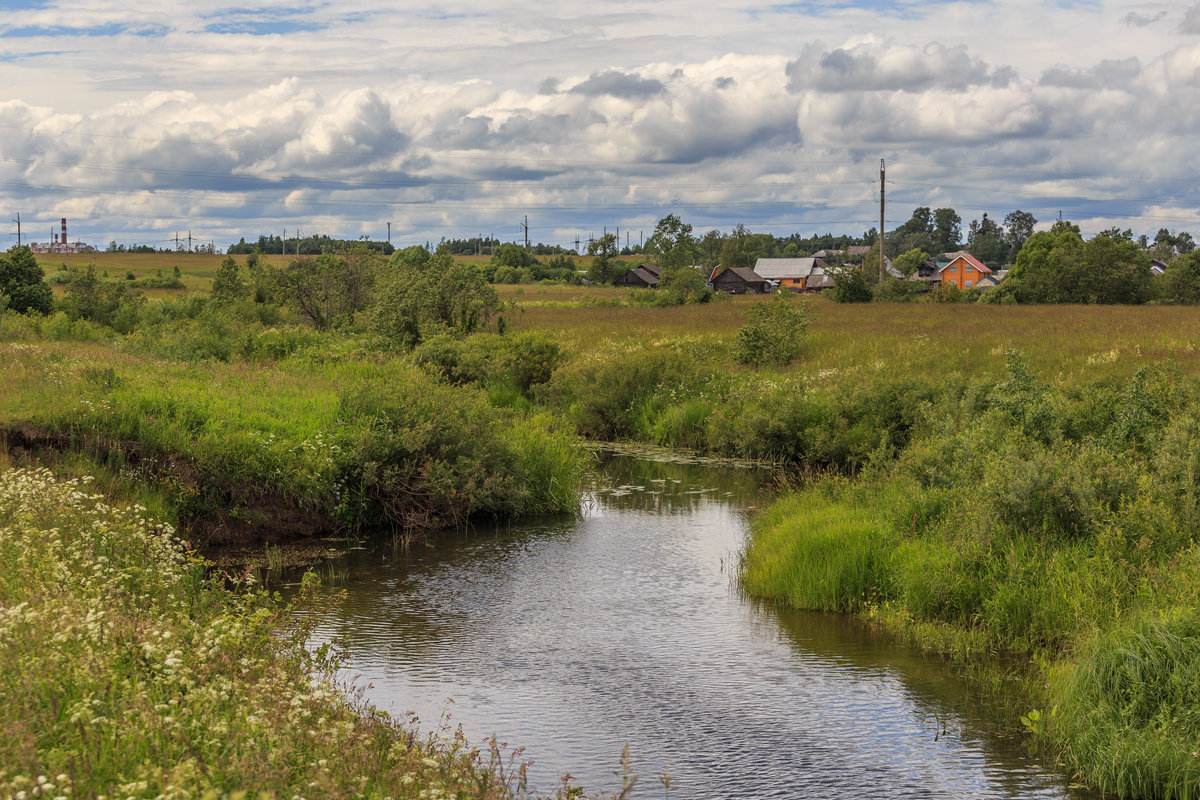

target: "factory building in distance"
[29,218,95,254]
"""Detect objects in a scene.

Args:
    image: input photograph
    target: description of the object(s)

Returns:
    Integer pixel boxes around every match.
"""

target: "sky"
[2,0,1200,251]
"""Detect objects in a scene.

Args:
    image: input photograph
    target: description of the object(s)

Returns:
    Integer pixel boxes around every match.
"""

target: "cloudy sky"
[2,0,1200,251]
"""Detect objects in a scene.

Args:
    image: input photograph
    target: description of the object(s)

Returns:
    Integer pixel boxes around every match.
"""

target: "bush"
[828,265,873,303]
[337,372,582,529]
[874,277,922,302]
[733,293,810,366]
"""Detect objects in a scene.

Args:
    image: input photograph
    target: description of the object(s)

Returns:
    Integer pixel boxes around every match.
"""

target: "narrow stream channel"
[299,453,1093,799]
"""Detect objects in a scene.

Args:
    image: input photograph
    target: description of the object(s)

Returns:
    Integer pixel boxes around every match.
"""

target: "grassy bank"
[0,319,585,547]
[740,352,1200,797]
[0,466,523,799]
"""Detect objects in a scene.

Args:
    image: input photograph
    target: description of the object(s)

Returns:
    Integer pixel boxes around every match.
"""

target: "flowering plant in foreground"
[0,467,522,800]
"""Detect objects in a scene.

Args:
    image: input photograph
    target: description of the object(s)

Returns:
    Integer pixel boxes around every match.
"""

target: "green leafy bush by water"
[741,352,1200,797]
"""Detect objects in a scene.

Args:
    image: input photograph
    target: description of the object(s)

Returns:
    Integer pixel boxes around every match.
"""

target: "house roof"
[638,263,663,276]
[753,257,824,280]
[715,267,767,283]
[937,251,992,274]
[617,267,659,286]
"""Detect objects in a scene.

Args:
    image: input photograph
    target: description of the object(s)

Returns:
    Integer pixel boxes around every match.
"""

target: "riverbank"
[0,327,586,550]
[740,352,1200,797]
[0,466,525,799]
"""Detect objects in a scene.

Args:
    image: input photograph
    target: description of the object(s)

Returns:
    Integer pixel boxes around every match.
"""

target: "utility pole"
[575,235,580,254]
[879,158,886,282]
[521,215,529,250]
[187,230,193,253]
[11,212,19,247]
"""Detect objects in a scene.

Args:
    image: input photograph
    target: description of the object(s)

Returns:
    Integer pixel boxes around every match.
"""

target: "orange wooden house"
[937,252,992,289]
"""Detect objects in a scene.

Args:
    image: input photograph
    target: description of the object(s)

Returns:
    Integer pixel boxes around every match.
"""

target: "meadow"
[7,251,1200,798]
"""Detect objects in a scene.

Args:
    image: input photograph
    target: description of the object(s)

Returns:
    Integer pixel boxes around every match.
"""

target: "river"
[298,452,1093,799]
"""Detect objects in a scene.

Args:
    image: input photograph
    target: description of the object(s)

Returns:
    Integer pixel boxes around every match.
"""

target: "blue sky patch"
[0,47,67,60]
[205,19,329,34]
[0,22,169,37]
[768,0,982,18]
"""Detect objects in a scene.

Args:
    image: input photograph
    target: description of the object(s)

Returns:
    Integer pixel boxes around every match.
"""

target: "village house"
[710,266,769,294]
[613,263,662,288]
[937,251,992,290]
[811,246,871,263]
[752,257,829,291]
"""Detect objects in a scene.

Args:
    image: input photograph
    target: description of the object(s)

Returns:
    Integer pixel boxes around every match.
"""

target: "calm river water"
[300,453,1092,799]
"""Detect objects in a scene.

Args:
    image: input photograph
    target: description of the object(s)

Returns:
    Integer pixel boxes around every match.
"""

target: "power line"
[0,156,873,192]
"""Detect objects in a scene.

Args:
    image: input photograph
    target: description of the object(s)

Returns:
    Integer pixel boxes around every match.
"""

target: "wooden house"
[614,265,660,288]
[753,257,828,291]
[712,267,769,294]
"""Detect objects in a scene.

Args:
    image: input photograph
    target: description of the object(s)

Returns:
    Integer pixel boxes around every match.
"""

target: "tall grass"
[0,467,522,799]
[740,353,1200,797]
[741,490,889,612]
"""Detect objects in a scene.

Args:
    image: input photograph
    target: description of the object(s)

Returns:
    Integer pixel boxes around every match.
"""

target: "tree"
[1006,225,1150,304]
[698,230,724,269]
[1050,219,1081,237]
[0,245,53,314]
[1158,251,1200,304]
[719,224,764,271]
[63,265,144,329]
[827,264,874,303]
[373,251,503,348]
[894,207,935,254]
[645,214,698,282]
[932,208,962,254]
[282,248,378,329]
[893,248,930,278]
[968,213,1004,266]
[492,243,537,270]
[210,256,250,304]
[585,233,621,284]
[1003,210,1037,256]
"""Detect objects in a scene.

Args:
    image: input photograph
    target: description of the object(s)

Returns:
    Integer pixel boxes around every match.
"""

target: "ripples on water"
[301,454,1093,799]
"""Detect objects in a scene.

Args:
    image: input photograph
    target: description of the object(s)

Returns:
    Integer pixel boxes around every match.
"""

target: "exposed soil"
[1,424,334,553]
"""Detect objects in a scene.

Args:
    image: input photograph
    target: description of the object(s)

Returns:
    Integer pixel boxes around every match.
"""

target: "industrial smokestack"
[61,218,67,246]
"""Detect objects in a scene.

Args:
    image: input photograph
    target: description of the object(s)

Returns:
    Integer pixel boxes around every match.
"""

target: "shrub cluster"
[741,352,1200,796]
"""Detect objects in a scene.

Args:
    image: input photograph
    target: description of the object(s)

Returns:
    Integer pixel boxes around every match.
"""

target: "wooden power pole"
[879,158,886,282]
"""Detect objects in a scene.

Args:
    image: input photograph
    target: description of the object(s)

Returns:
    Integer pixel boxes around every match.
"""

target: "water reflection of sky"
[300,454,1095,799]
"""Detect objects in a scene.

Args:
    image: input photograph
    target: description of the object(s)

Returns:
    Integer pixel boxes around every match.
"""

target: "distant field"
[34,251,1200,384]
[511,293,1200,383]
[37,252,258,295]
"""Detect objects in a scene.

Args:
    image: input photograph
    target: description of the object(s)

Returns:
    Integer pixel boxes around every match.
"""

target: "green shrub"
[733,293,810,366]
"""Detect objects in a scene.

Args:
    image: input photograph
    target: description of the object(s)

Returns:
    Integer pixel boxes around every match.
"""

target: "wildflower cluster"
[0,468,521,800]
